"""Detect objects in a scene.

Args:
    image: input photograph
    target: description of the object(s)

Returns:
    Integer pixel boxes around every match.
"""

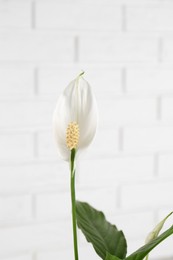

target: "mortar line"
[118,127,124,151]
[33,131,39,158]
[121,67,127,93]
[154,209,159,223]
[121,5,127,32]
[32,251,37,260]
[31,194,37,220]
[74,35,79,63]
[31,0,36,29]
[116,184,122,209]
[34,67,39,96]
[153,152,159,178]
[156,96,162,120]
[158,37,164,63]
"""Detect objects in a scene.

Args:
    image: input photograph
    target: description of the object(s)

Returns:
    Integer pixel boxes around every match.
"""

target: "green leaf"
[76,201,127,260]
[126,225,173,260]
[105,252,122,260]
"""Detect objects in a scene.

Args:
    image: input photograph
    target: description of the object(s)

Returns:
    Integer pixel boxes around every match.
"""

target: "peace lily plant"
[53,72,173,260]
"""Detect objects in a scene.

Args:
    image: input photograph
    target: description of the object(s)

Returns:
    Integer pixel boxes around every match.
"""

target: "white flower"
[53,73,98,161]
[145,212,173,244]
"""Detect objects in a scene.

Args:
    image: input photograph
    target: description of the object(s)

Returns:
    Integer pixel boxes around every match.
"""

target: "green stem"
[70,148,79,260]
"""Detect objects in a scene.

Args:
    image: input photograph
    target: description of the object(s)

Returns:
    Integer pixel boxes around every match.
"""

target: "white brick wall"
[0,1,31,28]
[126,66,173,94]
[79,34,158,62]
[0,31,74,62]
[124,126,173,152]
[127,6,173,32]
[0,1,173,259]
[0,131,34,160]
[0,67,34,96]
[36,3,122,31]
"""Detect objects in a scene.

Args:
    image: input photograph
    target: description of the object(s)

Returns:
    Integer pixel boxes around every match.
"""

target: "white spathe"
[53,74,98,161]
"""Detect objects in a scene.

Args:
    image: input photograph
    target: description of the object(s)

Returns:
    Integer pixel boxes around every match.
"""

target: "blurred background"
[0,0,173,259]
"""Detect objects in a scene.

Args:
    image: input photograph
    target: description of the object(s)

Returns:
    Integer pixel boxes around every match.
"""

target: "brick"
[163,37,173,61]
[0,162,68,193]
[38,131,57,159]
[113,211,154,239]
[0,195,32,224]
[84,127,120,159]
[99,97,157,125]
[36,3,121,31]
[38,66,122,97]
[79,245,102,260]
[78,156,154,186]
[0,68,34,96]
[84,68,122,97]
[0,221,72,254]
[80,34,158,62]
[158,153,173,178]
[76,0,165,3]
[0,1,31,28]
[36,250,73,260]
[127,6,173,31]
[121,181,173,209]
[0,100,55,127]
[35,192,70,221]
[36,0,75,3]
[124,126,173,152]
[77,188,117,216]
[0,132,34,160]
[127,67,173,94]
[1,255,32,260]
[0,31,74,62]
[162,97,173,120]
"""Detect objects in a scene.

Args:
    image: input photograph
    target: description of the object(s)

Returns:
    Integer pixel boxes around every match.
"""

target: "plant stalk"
[70,148,79,260]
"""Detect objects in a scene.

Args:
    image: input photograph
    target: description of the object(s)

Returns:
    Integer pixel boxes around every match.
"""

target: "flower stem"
[70,148,79,260]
